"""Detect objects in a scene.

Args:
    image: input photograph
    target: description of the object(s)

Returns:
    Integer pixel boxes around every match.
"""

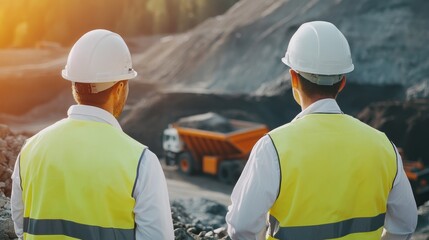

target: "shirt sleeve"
[382,145,418,240]
[11,156,24,239]
[133,149,174,240]
[226,135,280,240]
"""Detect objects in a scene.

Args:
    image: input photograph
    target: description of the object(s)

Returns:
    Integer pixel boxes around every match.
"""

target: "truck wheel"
[165,156,175,166]
[218,161,244,184]
[178,152,195,175]
[218,162,234,184]
[231,160,245,183]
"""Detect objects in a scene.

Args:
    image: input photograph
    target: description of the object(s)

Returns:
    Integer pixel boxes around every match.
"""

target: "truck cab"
[163,126,184,165]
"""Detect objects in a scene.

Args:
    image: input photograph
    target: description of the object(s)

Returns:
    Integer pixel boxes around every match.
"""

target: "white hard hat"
[62,29,137,92]
[282,21,354,84]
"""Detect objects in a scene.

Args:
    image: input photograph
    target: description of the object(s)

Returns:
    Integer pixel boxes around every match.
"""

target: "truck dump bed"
[173,119,268,161]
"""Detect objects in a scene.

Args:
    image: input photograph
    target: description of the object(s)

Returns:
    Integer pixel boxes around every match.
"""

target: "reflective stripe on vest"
[268,114,397,240]
[268,213,385,240]
[24,218,134,240]
[20,118,146,239]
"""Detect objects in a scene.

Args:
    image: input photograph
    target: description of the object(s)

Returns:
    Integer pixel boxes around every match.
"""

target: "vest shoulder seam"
[267,134,281,200]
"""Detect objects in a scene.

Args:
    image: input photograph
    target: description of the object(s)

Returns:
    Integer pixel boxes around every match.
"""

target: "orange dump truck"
[403,160,429,206]
[163,113,269,183]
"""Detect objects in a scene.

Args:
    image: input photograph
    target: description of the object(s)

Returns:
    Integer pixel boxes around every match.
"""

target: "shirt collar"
[293,98,342,121]
[67,105,122,130]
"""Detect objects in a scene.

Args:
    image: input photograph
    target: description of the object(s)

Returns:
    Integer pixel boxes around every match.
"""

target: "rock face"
[0,125,27,197]
[358,98,429,162]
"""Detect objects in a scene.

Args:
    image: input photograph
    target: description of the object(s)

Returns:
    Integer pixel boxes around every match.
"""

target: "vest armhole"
[131,148,146,198]
[18,154,23,191]
[19,138,30,192]
[389,141,399,190]
[267,134,282,200]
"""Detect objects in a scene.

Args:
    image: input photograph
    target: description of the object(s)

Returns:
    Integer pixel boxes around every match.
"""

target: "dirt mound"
[0,48,69,115]
[132,0,429,94]
[358,98,429,162]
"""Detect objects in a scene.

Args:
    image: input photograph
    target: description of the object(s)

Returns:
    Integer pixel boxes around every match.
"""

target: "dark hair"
[297,74,343,98]
[72,81,124,107]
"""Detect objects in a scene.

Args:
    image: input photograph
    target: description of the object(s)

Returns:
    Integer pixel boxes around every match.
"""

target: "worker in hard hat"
[10,29,174,239]
[226,21,417,240]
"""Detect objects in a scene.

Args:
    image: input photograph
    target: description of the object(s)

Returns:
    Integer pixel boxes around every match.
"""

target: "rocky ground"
[0,125,27,197]
[0,193,230,240]
[0,193,17,240]
[171,198,230,240]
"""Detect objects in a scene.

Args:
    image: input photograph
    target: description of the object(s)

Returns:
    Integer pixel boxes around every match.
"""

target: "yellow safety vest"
[267,114,397,240]
[19,118,146,240]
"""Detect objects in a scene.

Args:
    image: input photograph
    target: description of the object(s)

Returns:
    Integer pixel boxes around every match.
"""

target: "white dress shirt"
[226,99,417,240]
[11,105,174,240]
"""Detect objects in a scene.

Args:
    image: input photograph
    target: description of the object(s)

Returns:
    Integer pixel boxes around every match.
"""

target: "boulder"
[0,125,11,139]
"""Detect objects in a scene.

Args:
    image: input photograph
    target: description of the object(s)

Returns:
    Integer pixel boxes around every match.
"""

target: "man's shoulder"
[25,119,68,140]
[343,114,387,136]
[119,132,147,150]
[269,114,388,138]
[269,120,292,131]
[268,120,299,136]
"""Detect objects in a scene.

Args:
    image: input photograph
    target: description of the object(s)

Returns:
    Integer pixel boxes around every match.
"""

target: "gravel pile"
[177,112,234,133]
[172,198,230,240]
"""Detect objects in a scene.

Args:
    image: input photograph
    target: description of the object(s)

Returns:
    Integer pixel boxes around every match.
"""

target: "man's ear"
[289,69,299,88]
[338,76,346,93]
[116,82,124,95]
